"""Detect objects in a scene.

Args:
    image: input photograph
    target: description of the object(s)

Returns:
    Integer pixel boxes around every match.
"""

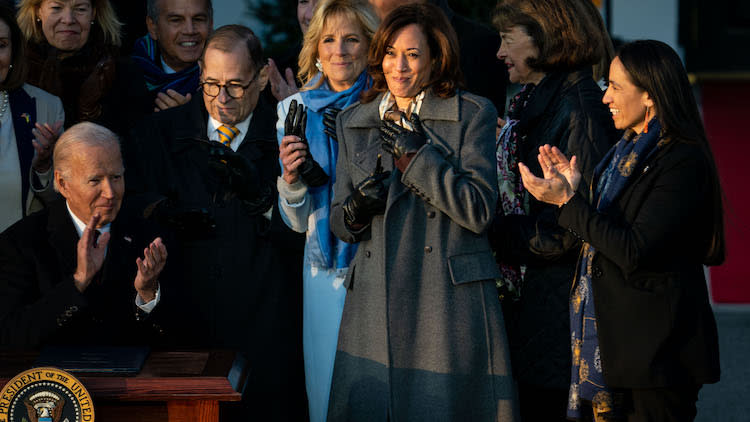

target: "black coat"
[558,138,721,388]
[491,69,617,389]
[0,200,173,349]
[125,95,306,420]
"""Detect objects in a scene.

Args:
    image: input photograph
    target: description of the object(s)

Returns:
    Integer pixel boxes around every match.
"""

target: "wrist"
[559,191,575,208]
[73,272,91,292]
[137,288,157,303]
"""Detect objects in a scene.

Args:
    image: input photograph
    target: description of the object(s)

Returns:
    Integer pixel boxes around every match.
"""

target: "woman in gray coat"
[327,4,518,421]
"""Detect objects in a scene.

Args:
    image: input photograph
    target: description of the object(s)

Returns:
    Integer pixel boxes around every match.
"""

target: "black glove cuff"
[300,159,329,187]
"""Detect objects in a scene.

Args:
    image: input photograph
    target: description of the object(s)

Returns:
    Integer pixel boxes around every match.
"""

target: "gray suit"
[328,90,519,421]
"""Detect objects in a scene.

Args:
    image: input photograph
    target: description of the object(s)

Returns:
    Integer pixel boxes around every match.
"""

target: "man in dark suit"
[125,25,305,421]
[0,122,169,349]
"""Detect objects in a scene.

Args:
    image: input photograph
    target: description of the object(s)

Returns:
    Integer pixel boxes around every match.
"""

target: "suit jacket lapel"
[9,88,37,214]
[46,201,79,277]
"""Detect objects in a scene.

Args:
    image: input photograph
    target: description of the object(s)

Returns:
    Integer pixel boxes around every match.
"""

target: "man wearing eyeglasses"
[124,24,306,421]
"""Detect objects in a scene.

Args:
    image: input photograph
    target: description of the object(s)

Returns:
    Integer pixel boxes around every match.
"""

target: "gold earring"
[643,106,650,134]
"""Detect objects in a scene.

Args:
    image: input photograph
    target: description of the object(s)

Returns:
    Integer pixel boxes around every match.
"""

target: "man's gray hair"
[146,0,214,21]
[53,122,121,191]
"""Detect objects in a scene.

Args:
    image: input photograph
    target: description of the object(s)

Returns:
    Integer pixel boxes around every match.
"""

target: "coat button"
[427,211,436,218]
[365,250,371,258]
[424,246,432,253]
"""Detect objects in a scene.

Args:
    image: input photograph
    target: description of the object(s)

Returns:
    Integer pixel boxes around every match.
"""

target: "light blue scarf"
[299,71,370,269]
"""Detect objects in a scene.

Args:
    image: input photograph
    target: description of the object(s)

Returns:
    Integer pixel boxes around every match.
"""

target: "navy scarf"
[132,35,200,96]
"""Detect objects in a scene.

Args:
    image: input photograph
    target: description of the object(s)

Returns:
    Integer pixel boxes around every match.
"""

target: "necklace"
[0,91,8,128]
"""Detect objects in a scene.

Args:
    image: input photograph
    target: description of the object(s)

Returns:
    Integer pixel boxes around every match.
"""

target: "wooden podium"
[0,350,247,422]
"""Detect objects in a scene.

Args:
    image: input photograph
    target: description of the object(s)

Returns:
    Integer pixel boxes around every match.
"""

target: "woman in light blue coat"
[275,1,378,420]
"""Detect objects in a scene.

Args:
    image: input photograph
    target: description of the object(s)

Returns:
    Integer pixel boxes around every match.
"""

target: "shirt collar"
[207,113,253,151]
[66,202,111,238]
[161,56,178,74]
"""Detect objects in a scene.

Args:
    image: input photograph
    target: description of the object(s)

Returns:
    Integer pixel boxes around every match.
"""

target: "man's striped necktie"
[217,125,239,147]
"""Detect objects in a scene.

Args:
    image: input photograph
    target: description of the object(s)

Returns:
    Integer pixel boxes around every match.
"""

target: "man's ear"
[54,170,67,198]
[146,16,158,40]
[257,63,269,91]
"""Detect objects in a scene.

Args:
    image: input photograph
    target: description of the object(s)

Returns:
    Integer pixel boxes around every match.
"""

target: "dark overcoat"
[490,70,616,390]
[328,90,518,422]
[124,96,306,420]
[558,138,721,388]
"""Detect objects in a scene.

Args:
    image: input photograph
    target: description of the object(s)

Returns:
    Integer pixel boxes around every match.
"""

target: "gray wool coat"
[327,90,519,422]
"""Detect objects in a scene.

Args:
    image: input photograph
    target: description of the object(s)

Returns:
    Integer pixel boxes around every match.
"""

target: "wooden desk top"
[0,350,246,402]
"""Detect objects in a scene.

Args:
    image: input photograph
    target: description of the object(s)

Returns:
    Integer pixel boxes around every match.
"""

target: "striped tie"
[217,125,239,147]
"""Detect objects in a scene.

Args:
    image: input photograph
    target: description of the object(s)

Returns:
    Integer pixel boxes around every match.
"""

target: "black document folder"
[34,346,150,374]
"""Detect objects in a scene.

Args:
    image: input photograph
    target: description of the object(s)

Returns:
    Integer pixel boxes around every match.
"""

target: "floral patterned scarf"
[495,84,536,295]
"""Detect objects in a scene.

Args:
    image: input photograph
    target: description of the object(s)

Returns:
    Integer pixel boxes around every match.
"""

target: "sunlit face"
[496,25,544,85]
[297,0,317,33]
[147,0,212,72]
[55,143,124,227]
[603,57,654,133]
[382,23,431,110]
[37,0,94,52]
[317,13,368,92]
[0,20,11,83]
[201,45,268,126]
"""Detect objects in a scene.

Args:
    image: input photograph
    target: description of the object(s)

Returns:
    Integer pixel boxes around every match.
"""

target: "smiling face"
[37,0,94,52]
[56,143,124,227]
[317,13,368,92]
[382,23,431,110]
[297,0,317,33]
[496,25,544,85]
[147,0,212,72]
[603,56,654,133]
[0,19,11,83]
[201,45,267,125]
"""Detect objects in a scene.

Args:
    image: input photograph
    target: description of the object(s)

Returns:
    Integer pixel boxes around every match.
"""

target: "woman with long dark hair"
[520,39,723,421]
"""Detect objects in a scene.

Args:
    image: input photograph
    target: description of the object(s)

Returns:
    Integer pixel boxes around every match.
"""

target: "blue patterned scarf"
[300,71,370,269]
[132,35,200,96]
[568,118,666,419]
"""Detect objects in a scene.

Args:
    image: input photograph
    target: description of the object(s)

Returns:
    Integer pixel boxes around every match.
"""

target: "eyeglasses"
[200,72,258,99]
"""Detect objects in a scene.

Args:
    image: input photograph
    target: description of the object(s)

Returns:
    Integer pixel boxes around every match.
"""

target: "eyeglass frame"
[200,71,260,99]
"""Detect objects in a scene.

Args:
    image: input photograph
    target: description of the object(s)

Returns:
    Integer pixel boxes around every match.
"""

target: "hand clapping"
[134,238,167,303]
[518,145,580,207]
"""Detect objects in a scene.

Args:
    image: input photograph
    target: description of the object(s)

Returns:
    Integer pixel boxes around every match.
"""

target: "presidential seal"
[0,367,94,422]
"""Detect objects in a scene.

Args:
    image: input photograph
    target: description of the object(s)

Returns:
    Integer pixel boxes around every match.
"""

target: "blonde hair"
[17,0,123,47]
[297,0,378,90]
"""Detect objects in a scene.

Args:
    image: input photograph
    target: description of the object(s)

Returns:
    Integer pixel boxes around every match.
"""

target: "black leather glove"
[323,107,341,142]
[342,155,390,229]
[285,99,329,187]
[380,112,427,160]
[142,196,216,239]
[208,144,260,201]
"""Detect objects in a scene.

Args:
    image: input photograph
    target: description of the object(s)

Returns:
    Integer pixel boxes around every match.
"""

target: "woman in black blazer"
[519,40,724,421]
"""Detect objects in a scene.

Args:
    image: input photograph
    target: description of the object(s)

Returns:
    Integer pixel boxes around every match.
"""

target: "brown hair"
[361,2,462,104]
[492,0,604,73]
[298,0,379,90]
[0,5,27,91]
[17,0,122,47]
